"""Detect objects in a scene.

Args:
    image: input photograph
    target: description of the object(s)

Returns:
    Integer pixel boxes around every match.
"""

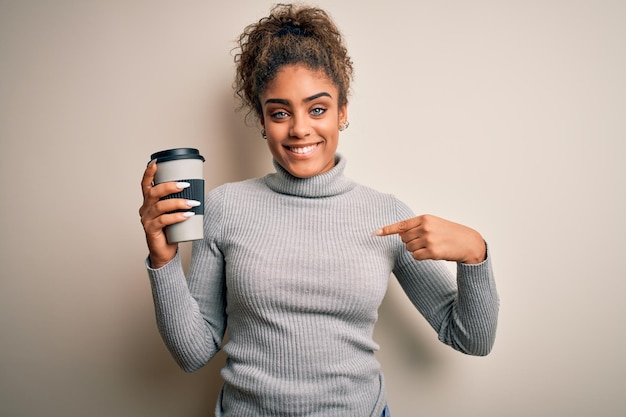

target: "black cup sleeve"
[159,179,204,215]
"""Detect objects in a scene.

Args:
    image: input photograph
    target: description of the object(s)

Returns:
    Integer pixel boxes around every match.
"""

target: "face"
[260,64,347,178]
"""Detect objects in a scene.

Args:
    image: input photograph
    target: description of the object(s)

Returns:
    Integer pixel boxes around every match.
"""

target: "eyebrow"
[264,92,332,106]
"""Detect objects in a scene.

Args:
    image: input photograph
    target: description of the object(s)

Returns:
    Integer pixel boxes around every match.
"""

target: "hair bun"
[275,23,308,37]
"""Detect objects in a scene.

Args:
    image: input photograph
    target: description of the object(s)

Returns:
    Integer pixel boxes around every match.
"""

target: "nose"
[289,113,311,139]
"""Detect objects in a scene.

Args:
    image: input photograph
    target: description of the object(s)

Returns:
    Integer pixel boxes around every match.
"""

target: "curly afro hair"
[233,4,354,122]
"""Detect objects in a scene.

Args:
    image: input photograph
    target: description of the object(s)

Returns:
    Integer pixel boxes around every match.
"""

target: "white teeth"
[290,144,317,154]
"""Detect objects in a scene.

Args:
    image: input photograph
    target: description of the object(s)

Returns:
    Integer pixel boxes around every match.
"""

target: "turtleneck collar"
[264,154,356,198]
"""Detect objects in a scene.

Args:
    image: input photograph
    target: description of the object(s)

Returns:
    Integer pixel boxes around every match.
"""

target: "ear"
[339,105,348,126]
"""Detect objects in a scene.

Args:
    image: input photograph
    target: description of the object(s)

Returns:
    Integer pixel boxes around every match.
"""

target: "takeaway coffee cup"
[150,148,205,243]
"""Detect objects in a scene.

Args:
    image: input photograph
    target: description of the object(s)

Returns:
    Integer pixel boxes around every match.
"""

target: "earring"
[339,121,350,131]
[261,129,267,140]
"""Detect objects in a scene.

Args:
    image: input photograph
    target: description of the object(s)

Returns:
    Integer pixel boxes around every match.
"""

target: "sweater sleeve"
[146,186,228,371]
[390,198,499,356]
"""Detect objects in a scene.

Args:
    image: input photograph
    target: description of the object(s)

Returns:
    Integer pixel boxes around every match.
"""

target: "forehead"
[263,64,338,100]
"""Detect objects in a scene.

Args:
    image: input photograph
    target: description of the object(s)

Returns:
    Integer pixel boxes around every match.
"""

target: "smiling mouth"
[286,143,320,155]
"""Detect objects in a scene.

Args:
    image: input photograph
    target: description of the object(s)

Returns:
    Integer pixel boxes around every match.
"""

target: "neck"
[264,154,356,198]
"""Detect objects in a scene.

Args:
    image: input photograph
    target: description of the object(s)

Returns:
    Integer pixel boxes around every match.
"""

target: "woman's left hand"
[375,214,486,264]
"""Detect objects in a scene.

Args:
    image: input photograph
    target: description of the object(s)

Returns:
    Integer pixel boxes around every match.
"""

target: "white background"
[1,1,624,416]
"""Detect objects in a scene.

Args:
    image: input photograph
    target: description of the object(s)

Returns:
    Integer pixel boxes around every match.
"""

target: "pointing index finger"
[374,219,411,236]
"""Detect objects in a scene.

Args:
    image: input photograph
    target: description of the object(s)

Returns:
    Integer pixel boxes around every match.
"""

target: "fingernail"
[372,229,383,236]
[186,200,201,207]
[176,182,190,189]
[182,211,195,218]
[147,158,157,167]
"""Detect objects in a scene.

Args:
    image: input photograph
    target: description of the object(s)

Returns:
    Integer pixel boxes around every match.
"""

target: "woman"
[139,4,499,416]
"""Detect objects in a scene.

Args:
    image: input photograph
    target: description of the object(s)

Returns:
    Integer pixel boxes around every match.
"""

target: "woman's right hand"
[139,160,197,269]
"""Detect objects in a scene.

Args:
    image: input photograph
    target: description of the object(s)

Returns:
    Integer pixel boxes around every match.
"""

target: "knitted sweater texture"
[147,155,499,417]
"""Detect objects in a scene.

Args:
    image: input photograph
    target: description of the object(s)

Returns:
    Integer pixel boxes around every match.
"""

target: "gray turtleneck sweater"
[147,155,499,417]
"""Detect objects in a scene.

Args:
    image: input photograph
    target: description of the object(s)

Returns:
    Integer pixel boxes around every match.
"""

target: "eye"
[270,110,289,120]
[310,107,326,117]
